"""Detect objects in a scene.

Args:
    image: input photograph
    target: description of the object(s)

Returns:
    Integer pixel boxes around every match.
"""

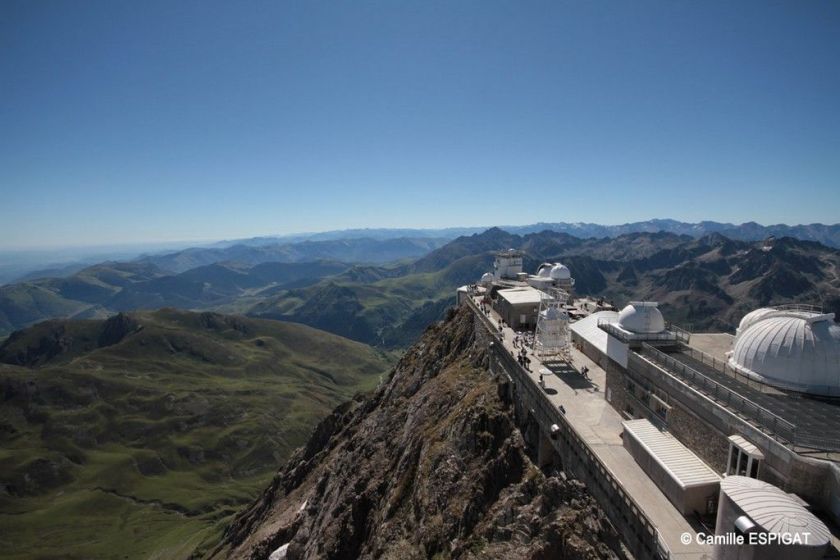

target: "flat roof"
[623,419,722,488]
[569,310,628,368]
[497,287,543,305]
[687,333,734,362]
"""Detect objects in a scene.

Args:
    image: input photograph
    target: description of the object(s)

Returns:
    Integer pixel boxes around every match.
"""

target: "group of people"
[512,334,525,349]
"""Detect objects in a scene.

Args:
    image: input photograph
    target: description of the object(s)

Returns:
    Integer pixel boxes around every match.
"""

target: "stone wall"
[664,397,729,472]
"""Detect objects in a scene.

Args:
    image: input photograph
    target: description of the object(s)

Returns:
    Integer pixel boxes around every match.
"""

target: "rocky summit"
[212,306,622,560]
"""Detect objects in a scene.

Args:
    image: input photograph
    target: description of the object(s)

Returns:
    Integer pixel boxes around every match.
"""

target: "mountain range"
[5,219,840,287]
[208,219,840,249]
[249,228,840,344]
[3,224,840,558]
[3,228,840,344]
[0,309,393,559]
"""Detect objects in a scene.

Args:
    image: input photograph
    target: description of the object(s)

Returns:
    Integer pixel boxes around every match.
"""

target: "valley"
[0,310,394,559]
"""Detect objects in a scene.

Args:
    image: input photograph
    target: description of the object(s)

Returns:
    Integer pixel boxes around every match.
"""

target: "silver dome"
[549,263,571,280]
[537,263,553,278]
[617,302,665,334]
[728,311,840,396]
[737,307,775,336]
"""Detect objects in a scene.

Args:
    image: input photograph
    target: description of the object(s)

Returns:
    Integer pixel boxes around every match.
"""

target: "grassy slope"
[0,310,394,559]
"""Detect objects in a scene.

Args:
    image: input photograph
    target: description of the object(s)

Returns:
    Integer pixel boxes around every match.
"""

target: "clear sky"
[1,1,839,249]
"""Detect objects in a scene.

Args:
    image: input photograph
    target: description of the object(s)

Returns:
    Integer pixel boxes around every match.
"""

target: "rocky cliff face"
[212,307,621,560]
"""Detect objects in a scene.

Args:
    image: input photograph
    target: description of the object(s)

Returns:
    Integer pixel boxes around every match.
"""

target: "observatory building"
[458,257,838,557]
[527,262,575,294]
[571,300,840,538]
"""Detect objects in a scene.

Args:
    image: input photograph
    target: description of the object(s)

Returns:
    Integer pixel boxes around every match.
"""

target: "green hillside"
[0,310,394,559]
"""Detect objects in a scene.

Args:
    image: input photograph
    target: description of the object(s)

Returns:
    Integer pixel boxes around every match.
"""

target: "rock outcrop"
[212,307,621,560]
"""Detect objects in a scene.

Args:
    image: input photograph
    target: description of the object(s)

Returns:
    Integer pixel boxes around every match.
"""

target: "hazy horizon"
[3,1,839,249]
[4,217,840,253]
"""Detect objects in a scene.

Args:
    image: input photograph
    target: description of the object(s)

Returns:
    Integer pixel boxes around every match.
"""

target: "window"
[749,459,759,479]
[726,436,763,479]
[737,451,748,476]
[728,448,739,474]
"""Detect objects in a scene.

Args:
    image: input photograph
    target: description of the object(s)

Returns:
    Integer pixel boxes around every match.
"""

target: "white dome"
[617,302,665,334]
[537,264,553,278]
[480,272,494,284]
[549,264,571,280]
[737,307,775,335]
[729,311,840,396]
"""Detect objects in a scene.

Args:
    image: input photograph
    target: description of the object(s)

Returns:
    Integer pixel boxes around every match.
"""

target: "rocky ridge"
[213,306,621,560]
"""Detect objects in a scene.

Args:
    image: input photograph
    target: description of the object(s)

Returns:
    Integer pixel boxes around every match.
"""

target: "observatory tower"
[534,287,571,361]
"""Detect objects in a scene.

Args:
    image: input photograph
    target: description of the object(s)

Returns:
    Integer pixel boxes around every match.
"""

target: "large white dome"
[728,311,840,396]
[737,307,775,335]
[617,302,665,334]
[549,263,571,280]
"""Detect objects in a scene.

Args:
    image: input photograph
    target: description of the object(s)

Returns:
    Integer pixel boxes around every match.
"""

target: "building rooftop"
[570,310,628,368]
[496,286,543,306]
[622,419,722,488]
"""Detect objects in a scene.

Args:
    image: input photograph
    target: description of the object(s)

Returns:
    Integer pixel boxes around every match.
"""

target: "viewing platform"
[465,295,712,559]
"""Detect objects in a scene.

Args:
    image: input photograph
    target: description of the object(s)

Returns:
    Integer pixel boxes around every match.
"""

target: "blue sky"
[1,1,839,249]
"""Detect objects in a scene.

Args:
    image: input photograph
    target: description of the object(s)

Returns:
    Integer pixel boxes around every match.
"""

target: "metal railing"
[668,323,692,344]
[464,297,669,559]
[772,303,823,314]
[596,319,690,344]
[636,344,797,445]
[678,344,773,394]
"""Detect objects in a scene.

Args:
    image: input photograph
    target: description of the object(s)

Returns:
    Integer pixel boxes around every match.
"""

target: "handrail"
[597,318,689,344]
[464,297,669,559]
[491,343,668,559]
[772,303,823,313]
[637,343,796,443]
[678,344,771,394]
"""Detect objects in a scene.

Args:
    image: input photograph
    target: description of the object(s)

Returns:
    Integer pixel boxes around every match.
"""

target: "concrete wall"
[624,351,840,525]
[496,299,538,330]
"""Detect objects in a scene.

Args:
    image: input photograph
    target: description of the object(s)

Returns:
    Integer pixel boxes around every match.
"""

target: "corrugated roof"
[721,476,830,543]
[623,419,721,487]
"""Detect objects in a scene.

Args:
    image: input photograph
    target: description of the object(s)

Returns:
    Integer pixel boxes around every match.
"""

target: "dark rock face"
[97,312,140,347]
[213,307,620,560]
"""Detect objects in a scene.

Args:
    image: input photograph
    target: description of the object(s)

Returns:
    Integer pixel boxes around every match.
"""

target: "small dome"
[737,307,775,335]
[549,264,571,280]
[617,302,665,334]
[480,272,494,284]
[729,311,840,396]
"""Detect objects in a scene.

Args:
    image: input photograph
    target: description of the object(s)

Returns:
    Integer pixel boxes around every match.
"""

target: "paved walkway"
[473,296,712,559]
